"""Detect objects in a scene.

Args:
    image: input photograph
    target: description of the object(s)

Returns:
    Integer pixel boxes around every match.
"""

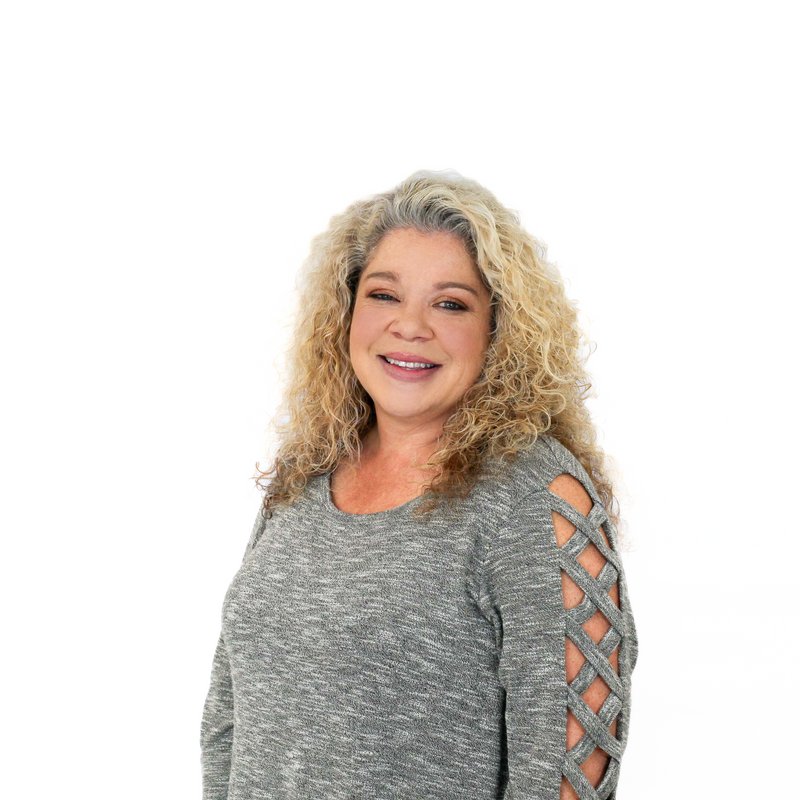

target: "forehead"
[365,228,479,278]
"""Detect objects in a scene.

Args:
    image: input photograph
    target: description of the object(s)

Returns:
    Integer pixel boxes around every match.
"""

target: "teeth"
[384,356,436,369]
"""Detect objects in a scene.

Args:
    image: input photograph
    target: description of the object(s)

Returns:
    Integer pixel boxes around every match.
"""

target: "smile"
[377,355,442,381]
[382,356,439,370]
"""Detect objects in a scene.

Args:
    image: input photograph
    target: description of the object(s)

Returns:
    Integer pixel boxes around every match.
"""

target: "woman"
[200,171,638,799]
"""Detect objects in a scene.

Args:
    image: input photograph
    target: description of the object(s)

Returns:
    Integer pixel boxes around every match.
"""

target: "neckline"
[320,470,427,520]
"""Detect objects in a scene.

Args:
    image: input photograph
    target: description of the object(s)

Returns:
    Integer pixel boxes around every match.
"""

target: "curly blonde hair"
[253,170,621,529]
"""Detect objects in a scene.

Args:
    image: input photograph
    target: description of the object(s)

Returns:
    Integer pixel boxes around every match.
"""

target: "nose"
[388,301,433,341]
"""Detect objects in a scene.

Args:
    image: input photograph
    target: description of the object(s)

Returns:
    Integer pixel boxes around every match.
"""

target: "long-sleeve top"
[200,434,638,799]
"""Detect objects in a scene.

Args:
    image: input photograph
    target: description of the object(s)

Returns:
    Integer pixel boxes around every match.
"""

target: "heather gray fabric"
[200,434,638,799]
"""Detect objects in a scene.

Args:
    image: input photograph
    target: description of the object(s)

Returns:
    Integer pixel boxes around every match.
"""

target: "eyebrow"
[361,270,480,297]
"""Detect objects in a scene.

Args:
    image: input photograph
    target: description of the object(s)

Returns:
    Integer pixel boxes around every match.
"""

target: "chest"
[223,527,493,714]
[329,464,427,514]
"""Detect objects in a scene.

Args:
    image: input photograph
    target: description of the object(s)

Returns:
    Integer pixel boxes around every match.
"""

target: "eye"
[438,300,467,312]
[366,292,466,312]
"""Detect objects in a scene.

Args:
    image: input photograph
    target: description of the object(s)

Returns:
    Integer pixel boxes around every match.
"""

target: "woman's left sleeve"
[482,464,638,799]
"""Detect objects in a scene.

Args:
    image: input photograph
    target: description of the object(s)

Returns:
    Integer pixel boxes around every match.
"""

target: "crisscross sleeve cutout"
[547,473,626,800]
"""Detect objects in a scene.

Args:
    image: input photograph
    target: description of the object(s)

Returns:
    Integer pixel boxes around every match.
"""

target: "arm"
[486,462,636,799]
[199,507,268,799]
[548,473,623,799]
[200,633,235,799]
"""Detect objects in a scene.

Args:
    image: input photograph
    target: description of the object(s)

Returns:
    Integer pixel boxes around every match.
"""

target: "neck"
[360,419,444,471]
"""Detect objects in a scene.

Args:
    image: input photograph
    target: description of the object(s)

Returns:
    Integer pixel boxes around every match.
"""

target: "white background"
[2,1,797,797]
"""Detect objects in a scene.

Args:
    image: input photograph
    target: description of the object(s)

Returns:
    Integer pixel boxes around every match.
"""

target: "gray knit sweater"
[200,434,638,799]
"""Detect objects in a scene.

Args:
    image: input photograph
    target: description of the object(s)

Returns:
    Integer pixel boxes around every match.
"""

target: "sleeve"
[483,455,638,800]
[200,633,235,799]
[199,505,268,799]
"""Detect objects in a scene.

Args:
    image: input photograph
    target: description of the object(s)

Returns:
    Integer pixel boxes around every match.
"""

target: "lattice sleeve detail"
[543,477,637,800]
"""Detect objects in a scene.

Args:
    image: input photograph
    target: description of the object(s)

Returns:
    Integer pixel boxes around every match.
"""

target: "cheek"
[453,329,490,382]
[349,306,377,357]
[449,325,489,362]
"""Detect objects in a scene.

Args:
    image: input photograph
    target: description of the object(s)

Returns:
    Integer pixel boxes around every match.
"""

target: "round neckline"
[320,470,427,520]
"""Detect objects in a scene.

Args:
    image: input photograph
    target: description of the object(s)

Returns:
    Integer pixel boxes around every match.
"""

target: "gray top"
[200,434,638,799]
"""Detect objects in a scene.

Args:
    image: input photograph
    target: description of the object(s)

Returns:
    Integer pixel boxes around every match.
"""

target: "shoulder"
[517,435,602,505]
[484,434,588,502]
[473,434,606,544]
[240,505,268,560]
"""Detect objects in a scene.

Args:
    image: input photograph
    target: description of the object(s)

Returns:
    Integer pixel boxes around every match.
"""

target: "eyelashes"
[367,292,467,312]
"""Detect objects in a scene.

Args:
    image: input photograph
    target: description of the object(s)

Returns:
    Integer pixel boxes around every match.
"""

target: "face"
[349,227,493,437]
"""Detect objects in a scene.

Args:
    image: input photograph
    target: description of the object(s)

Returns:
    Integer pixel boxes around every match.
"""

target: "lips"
[380,352,441,366]
[377,353,442,380]
[380,357,439,374]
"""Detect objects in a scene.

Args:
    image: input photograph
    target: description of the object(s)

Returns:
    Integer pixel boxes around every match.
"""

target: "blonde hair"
[254,170,621,529]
